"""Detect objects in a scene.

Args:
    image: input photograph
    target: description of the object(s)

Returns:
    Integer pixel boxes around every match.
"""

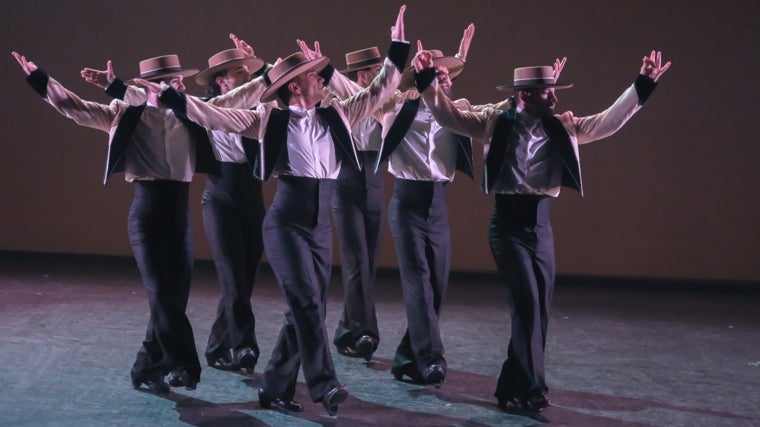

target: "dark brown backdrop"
[1,0,758,282]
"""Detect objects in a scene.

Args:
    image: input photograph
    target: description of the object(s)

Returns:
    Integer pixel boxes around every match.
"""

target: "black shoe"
[235,348,258,374]
[258,388,304,412]
[321,385,348,416]
[337,335,375,362]
[207,351,238,371]
[521,391,550,412]
[390,363,424,383]
[131,375,170,394]
[354,335,375,361]
[167,368,197,390]
[422,363,445,385]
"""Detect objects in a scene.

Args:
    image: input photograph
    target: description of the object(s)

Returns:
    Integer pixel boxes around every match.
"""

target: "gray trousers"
[490,195,554,401]
[260,176,341,403]
[388,178,450,376]
[332,151,384,349]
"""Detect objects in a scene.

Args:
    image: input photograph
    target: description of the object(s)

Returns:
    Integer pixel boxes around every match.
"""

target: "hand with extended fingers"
[640,50,671,82]
[80,60,115,89]
[391,5,406,42]
[412,40,434,73]
[553,57,567,82]
[229,33,255,57]
[11,51,38,75]
[296,39,322,60]
[456,23,475,61]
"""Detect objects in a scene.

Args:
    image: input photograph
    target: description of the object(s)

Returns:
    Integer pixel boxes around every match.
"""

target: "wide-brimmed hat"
[194,49,266,86]
[496,66,573,91]
[260,52,330,103]
[341,47,383,74]
[128,54,198,84]
[399,50,464,91]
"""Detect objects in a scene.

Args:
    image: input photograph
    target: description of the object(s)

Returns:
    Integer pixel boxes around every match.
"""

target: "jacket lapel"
[375,98,420,172]
[542,115,583,195]
[104,105,144,185]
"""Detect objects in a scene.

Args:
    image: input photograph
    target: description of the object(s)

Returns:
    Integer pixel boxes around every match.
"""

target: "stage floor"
[1,254,758,426]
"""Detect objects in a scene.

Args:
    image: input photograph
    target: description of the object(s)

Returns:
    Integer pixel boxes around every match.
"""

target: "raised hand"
[553,57,567,81]
[640,50,671,82]
[230,33,255,57]
[457,23,475,61]
[413,40,434,72]
[80,60,115,88]
[132,78,162,94]
[11,51,38,75]
[391,5,406,42]
[296,39,322,60]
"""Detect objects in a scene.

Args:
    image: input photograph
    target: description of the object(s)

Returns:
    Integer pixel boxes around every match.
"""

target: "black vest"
[484,111,582,195]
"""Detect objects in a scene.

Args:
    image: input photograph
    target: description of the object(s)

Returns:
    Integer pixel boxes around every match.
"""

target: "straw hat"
[341,46,383,74]
[127,54,197,83]
[259,52,330,103]
[194,49,265,85]
[496,66,573,91]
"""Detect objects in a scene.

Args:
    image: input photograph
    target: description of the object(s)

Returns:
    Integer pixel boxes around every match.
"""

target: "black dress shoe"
[355,335,375,361]
[321,385,348,416]
[258,388,304,412]
[207,351,238,371]
[521,391,550,412]
[167,369,197,390]
[422,363,445,385]
[337,335,375,361]
[131,375,170,394]
[235,348,258,374]
[391,363,425,383]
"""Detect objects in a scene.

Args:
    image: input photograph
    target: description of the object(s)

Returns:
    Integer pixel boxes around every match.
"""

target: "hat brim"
[398,56,464,91]
[496,82,573,91]
[340,59,384,75]
[194,57,266,86]
[260,56,330,103]
[126,69,198,85]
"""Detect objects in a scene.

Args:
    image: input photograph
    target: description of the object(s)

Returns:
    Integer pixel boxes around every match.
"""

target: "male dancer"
[413,48,670,411]
[135,6,410,415]
[331,46,385,361]
[81,35,272,373]
[13,51,217,393]
[302,24,477,385]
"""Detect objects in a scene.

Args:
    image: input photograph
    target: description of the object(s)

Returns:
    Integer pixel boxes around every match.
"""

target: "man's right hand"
[80,60,115,88]
[11,51,38,75]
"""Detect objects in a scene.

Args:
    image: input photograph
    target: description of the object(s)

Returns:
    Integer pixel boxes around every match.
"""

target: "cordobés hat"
[399,50,464,91]
[194,49,266,86]
[259,52,330,103]
[341,47,383,74]
[128,54,198,84]
[496,66,573,91]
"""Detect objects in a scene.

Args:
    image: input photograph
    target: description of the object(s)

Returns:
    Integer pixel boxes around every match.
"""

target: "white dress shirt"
[274,106,340,179]
[388,100,459,182]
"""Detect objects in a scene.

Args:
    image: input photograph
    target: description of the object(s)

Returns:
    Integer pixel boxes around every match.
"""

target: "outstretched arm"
[572,51,671,145]
[13,51,119,132]
[414,45,494,142]
[337,5,410,128]
[134,78,263,138]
